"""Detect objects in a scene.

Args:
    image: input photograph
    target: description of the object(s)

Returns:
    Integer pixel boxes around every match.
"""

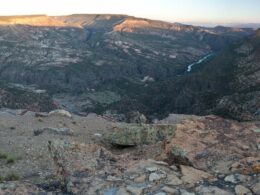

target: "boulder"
[235,185,252,195]
[48,109,72,118]
[104,124,175,146]
[180,165,213,184]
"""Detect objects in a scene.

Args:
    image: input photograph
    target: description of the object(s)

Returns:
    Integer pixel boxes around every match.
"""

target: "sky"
[0,0,260,24]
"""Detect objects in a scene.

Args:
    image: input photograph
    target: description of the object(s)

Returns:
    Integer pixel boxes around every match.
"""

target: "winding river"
[187,53,213,72]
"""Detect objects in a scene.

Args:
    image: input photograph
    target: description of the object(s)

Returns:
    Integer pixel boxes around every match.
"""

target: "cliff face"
[214,30,260,120]
[0,15,257,120]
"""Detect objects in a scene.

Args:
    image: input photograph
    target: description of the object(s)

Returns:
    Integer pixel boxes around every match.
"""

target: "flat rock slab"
[180,165,213,184]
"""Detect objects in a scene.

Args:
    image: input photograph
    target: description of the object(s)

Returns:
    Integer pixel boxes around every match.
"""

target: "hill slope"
[0,15,257,120]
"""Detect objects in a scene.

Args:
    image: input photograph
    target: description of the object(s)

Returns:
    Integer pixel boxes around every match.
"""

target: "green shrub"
[0,175,3,182]
[4,173,20,181]
[171,146,187,157]
[0,151,19,164]
[0,173,20,182]
[6,156,15,164]
[0,152,8,159]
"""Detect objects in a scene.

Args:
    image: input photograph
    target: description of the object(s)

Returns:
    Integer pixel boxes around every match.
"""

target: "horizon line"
[0,13,260,27]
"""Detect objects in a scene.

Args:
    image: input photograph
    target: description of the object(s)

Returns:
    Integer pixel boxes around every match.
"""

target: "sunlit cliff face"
[112,18,195,33]
[0,15,134,28]
[0,15,190,32]
[0,15,67,27]
[113,19,151,32]
[0,15,105,28]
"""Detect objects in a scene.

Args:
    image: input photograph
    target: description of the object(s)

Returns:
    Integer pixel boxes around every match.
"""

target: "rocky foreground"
[0,109,259,194]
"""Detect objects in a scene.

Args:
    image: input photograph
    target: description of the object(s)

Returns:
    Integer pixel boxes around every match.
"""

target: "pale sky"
[0,0,260,23]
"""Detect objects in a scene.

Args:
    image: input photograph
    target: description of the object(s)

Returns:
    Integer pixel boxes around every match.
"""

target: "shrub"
[6,157,15,164]
[0,152,8,159]
[171,146,187,157]
[4,173,20,181]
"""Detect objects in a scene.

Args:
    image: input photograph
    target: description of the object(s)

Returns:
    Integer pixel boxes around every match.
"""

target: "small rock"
[106,176,122,182]
[129,174,139,180]
[251,183,260,195]
[154,193,166,195]
[241,145,250,150]
[134,175,146,183]
[94,133,102,137]
[116,187,129,195]
[224,174,247,184]
[151,160,169,166]
[161,186,178,194]
[146,167,158,172]
[235,185,252,195]
[252,128,260,133]
[170,165,178,171]
[180,189,195,195]
[126,186,144,195]
[218,174,226,179]
[225,175,237,183]
[166,174,183,186]
[149,172,167,182]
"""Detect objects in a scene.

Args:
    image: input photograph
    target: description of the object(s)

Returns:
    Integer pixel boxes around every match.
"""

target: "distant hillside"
[229,23,260,29]
[0,14,257,121]
[0,82,56,112]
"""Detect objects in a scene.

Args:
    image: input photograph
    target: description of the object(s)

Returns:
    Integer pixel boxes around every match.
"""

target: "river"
[187,53,213,72]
